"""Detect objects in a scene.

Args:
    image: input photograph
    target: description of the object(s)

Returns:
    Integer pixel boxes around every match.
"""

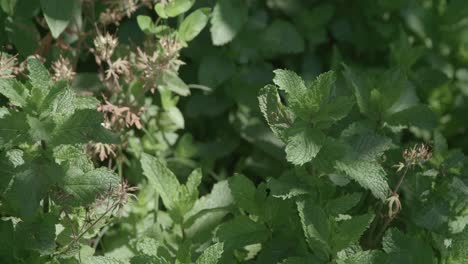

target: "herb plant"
[1,0,468,263]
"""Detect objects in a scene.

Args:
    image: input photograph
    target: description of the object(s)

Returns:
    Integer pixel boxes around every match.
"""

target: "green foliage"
[1,0,468,263]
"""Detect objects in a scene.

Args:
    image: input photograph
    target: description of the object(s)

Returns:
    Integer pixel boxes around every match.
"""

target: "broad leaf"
[40,0,77,38]
[179,8,211,42]
[210,0,248,46]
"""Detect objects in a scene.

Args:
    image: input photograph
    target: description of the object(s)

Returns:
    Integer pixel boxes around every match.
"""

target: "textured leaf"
[210,0,248,46]
[335,160,389,201]
[161,71,190,96]
[130,255,170,264]
[179,8,211,42]
[0,78,28,107]
[50,109,119,146]
[336,250,387,264]
[258,84,292,139]
[297,199,331,259]
[2,157,62,218]
[40,0,76,38]
[447,228,468,263]
[332,213,374,252]
[62,167,120,205]
[195,243,224,264]
[341,123,394,161]
[27,58,51,90]
[0,111,31,145]
[285,124,325,165]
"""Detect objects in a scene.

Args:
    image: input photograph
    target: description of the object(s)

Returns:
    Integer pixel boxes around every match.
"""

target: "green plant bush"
[1,0,468,263]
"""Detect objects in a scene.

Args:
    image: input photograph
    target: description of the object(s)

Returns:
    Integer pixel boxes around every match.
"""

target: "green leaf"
[179,8,211,42]
[2,157,62,218]
[40,0,77,38]
[210,0,248,46]
[137,15,158,35]
[16,213,57,255]
[164,0,194,17]
[27,58,51,90]
[385,105,437,130]
[327,193,362,215]
[0,111,31,146]
[214,215,269,252]
[161,71,190,96]
[447,229,468,263]
[131,255,170,264]
[0,78,28,107]
[285,124,325,165]
[335,159,390,201]
[341,123,394,161]
[261,20,305,56]
[26,115,55,142]
[198,54,235,88]
[50,109,119,146]
[332,213,374,252]
[140,153,180,211]
[342,64,371,116]
[62,167,120,205]
[229,174,258,214]
[195,243,224,264]
[0,0,17,15]
[297,199,331,260]
[258,84,292,140]
[382,228,434,264]
[8,17,40,56]
[273,70,336,120]
[84,256,125,264]
[336,250,387,264]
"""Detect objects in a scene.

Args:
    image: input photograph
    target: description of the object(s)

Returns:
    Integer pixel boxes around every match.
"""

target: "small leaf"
[140,153,180,211]
[210,0,248,46]
[137,15,158,34]
[40,0,77,38]
[229,174,258,214]
[27,57,51,90]
[285,123,325,165]
[215,215,269,252]
[258,84,292,140]
[164,0,195,17]
[332,213,374,252]
[0,78,28,107]
[195,243,224,264]
[179,8,211,42]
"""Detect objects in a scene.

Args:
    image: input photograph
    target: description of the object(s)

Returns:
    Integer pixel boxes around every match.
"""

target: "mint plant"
[0,58,122,262]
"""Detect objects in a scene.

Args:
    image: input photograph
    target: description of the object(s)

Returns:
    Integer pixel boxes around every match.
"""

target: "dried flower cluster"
[92,32,118,65]
[93,142,117,161]
[105,58,130,81]
[403,144,432,165]
[99,0,139,25]
[52,56,76,82]
[98,100,144,131]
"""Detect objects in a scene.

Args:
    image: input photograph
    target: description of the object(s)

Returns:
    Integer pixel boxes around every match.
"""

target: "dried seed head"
[92,32,118,65]
[403,143,432,166]
[105,58,130,81]
[51,56,76,82]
